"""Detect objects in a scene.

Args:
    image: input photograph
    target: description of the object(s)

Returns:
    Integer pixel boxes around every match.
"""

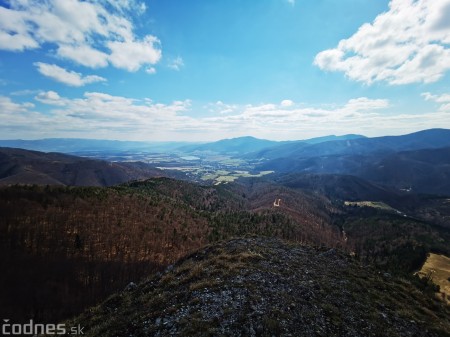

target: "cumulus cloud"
[422,92,450,112]
[204,101,239,115]
[0,91,196,139]
[203,96,450,139]
[57,44,109,68]
[344,97,389,111]
[34,62,106,87]
[146,67,157,75]
[0,0,161,71]
[35,91,66,106]
[281,99,294,107]
[34,91,191,127]
[0,6,39,51]
[314,0,450,85]
[0,92,447,141]
[168,57,185,71]
[108,36,161,72]
[236,97,388,121]
[0,96,34,113]
[422,92,450,103]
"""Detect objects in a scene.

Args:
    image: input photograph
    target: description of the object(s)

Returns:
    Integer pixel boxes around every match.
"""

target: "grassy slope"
[418,254,450,303]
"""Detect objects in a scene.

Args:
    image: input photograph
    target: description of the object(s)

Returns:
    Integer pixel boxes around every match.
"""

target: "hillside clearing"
[417,253,450,303]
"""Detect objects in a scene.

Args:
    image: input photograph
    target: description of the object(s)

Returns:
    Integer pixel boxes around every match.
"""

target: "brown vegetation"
[0,178,345,324]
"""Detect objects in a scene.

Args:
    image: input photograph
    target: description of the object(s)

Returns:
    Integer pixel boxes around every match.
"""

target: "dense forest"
[0,178,343,323]
[1,177,449,324]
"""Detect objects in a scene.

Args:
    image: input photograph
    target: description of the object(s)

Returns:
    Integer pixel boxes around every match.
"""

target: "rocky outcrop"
[70,237,450,337]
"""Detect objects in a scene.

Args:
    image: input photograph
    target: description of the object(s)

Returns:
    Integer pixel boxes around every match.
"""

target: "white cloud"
[422,92,450,112]
[0,0,161,71]
[235,97,388,121]
[281,99,294,107]
[0,91,196,139]
[0,96,34,113]
[57,44,109,68]
[146,67,157,75]
[168,57,185,71]
[206,101,239,115]
[103,0,147,14]
[0,92,447,141]
[344,97,389,111]
[108,36,161,72]
[34,62,106,87]
[11,89,41,96]
[287,0,295,6]
[314,0,450,85]
[422,92,450,103]
[35,91,66,106]
[0,6,38,51]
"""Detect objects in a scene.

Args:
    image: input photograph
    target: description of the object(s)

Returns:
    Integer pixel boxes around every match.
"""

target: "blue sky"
[0,0,450,141]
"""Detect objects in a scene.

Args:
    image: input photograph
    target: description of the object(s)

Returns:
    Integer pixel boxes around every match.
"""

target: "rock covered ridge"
[71,238,450,337]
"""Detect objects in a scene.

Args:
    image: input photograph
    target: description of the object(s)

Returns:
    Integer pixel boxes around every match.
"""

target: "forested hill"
[0,178,340,324]
[0,147,164,186]
[2,176,449,331]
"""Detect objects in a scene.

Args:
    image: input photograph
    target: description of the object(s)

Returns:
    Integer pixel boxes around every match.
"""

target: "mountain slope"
[274,173,419,209]
[302,134,366,144]
[261,146,450,196]
[70,237,450,337]
[0,147,164,186]
[0,178,341,324]
[257,128,450,161]
[356,147,450,195]
[178,136,280,155]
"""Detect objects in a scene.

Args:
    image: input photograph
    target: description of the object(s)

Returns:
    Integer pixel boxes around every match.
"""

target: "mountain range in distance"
[0,133,367,155]
[1,128,449,157]
[1,128,450,196]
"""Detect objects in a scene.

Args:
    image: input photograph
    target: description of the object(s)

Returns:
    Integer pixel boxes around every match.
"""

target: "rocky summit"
[69,237,449,337]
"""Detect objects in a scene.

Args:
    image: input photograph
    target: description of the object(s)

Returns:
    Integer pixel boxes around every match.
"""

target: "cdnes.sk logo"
[1,319,84,335]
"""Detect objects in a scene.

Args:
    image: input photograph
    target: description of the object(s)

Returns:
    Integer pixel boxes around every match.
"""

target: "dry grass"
[417,253,450,303]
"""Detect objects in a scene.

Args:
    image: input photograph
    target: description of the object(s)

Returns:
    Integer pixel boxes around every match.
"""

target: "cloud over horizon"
[0,91,445,141]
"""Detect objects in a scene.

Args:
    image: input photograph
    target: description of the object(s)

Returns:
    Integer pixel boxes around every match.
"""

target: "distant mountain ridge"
[0,147,164,186]
[178,134,367,155]
[257,129,450,195]
[0,138,193,154]
[302,134,366,144]
[1,130,448,159]
[177,136,280,154]
[256,129,450,161]
[0,134,367,156]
